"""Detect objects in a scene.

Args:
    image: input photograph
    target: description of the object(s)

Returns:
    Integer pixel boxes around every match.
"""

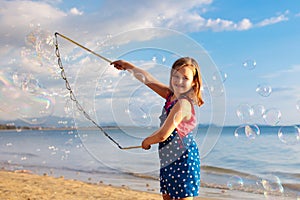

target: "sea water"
[0,126,299,199]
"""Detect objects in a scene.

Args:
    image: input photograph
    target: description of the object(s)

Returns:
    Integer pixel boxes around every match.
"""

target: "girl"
[111,57,204,200]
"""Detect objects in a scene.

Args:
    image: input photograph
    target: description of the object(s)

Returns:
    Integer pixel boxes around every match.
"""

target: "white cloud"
[0,0,66,26]
[69,7,84,16]
[256,14,288,27]
[261,65,300,79]
[0,0,66,48]
[237,18,253,30]
[204,18,253,31]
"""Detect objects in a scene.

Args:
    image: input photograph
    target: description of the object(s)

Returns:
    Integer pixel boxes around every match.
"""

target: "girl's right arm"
[111,60,170,99]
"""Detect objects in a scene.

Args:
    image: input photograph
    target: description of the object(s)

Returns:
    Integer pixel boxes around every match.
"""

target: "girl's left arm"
[142,99,191,149]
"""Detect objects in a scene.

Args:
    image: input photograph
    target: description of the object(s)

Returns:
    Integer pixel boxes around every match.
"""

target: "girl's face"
[171,66,195,96]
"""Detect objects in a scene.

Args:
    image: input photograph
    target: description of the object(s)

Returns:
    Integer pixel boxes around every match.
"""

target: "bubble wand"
[55,32,112,63]
[54,32,142,150]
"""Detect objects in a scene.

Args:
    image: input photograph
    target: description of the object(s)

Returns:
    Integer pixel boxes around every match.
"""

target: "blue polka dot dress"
[158,94,200,199]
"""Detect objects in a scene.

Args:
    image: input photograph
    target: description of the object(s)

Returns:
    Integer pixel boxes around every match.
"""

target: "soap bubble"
[127,102,151,127]
[242,59,257,70]
[25,26,56,64]
[234,126,245,138]
[234,124,260,140]
[236,104,253,123]
[256,83,272,97]
[278,125,300,145]
[263,108,281,126]
[0,71,55,124]
[12,72,43,93]
[260,175,284,198]
[209,82,225,97]
[251,104,266,120]
[296,100,300,112]
[119,70,127,77]
[152,53,166,64]
[227,175,244,190]
[96,77,114,94]
[156,14,166,22]
[16,94,55,124]
[133,72,146,83]
[245,124,260,140]
[212,70,227,83]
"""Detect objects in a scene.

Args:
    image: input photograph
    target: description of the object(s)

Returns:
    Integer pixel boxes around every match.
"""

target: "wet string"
[54,32,141,150]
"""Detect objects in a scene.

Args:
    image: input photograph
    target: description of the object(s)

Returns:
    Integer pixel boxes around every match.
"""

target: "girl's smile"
[171,66,194,96]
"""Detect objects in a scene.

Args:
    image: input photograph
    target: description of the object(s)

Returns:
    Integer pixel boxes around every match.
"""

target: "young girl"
[111,57,204,200]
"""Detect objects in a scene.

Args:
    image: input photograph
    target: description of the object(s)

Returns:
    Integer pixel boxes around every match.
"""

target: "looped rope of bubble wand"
[54,32,142,150]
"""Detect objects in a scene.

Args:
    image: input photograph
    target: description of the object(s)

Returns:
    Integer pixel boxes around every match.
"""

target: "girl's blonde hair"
[169,57,204,107]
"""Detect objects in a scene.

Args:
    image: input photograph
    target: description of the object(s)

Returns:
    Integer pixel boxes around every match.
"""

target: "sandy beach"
[0,170,220,200]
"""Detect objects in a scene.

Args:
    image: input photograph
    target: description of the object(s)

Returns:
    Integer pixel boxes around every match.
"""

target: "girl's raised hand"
[111,60,128,70]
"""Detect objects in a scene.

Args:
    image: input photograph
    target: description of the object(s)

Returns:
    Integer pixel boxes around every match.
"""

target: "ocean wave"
[201,165,255,178]
[0,151,39,158]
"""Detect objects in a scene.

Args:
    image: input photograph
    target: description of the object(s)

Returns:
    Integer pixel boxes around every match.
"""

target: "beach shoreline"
[1,168,296,200]
[0,170,222,200]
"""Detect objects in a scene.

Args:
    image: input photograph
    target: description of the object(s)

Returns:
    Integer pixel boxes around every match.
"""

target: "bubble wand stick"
[54,32,112,63]
[54,32,142,150]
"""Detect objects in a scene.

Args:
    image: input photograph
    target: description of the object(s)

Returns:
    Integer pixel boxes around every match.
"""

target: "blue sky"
[0,0,300,127]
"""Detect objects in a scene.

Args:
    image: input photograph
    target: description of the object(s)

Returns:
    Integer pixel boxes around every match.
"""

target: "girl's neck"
[170,91,194,104]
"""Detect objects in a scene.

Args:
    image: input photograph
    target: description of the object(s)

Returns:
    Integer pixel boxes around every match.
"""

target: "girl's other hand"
[142,138,151,150]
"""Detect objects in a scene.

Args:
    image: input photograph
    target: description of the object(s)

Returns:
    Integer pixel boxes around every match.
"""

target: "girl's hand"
[142,138,151,150]
[111,60,129,71]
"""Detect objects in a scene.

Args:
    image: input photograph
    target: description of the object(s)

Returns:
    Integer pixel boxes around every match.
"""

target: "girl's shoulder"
[174,97,193,114]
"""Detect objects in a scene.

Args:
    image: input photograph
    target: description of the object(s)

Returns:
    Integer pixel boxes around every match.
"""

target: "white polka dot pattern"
[158,95,201,199]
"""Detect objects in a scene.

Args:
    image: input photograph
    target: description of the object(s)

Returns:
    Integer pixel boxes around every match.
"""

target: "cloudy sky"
[0,0,300,127]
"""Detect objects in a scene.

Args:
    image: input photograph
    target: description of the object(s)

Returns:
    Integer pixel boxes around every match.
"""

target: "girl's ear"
[192,80,196,86]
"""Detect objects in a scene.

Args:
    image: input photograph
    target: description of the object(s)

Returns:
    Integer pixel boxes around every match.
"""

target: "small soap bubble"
[12,72,43,94]
[172,111,183,127]
[251,104,266,122]
[256,83,272,97]
[6,143,13,147]
[227,175,244,190]
[97,77,114,94]
[278,125,300,145]
[134,72,146,83]
[263,108,281,126]
[234,126,244,138]
[236,104,253,123]
[21,157,27,161]
[156,14,166,22]
[242,59,257,70]
[152,54,166,64]
[212,70,227,83]
[119,70,127,77]
[209,82,225,97]
[127,102,151,127]
[260,175,284,197]
[234,124,260,140]
[296,100,300,112]
[245,124,260,140]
